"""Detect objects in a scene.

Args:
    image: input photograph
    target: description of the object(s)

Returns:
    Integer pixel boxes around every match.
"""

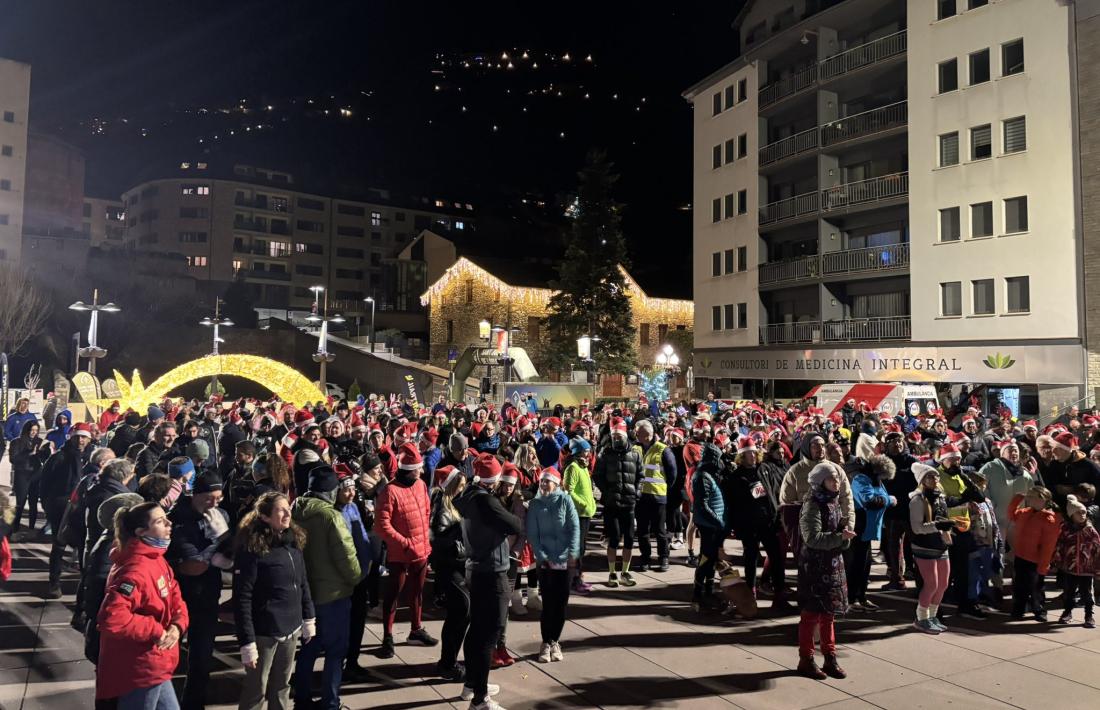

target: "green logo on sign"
[700,357,712,369]
[982,353,1016,369]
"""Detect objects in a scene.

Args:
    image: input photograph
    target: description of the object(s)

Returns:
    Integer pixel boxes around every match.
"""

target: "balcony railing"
[758,31,907,110]
[821,243,910,276]
[759,126,820,167]
[822,172,908,212]
[821,101,908,147]
[248,268,291,282]
[759,190,819,226]
[759,316,911,344]
[759,254,820,285]
[234,218,268,233]
[818,30,907,82]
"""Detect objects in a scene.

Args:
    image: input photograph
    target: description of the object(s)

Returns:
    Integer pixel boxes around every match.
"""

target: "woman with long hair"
[512,443,543,610]
[909,463,955,633]
[9,419,47,537]
[233,492,315,710]
[96,502,189,709]
[429,468,469,681]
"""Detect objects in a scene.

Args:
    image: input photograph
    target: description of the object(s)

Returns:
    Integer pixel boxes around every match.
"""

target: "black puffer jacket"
[429,488,466,570]
[39,441,89,500]
[593,445,642,510]
[233,533,316,646]
[455,484,523,574]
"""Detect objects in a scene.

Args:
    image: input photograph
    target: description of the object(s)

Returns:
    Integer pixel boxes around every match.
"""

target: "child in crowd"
[964,471,1003,619]
[1051,495,1100,627]
[1072,483,1100,530]
[1008,487,1062,622]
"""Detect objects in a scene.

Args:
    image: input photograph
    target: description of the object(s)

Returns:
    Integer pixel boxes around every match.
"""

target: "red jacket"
[1008,493,1062,575]
[1051,521,1100,577]
[375,477,431,563]
[96,539,189,699]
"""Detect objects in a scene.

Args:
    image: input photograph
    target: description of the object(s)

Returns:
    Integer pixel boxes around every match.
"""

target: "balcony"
[758,243,909,287]
[822,172,908,212]
[234,217,268,233]
[759,254,820,285]
[248,268,291,282]
[759,316,911,345]
[818,30,907,82]
[758,31,907,110]
[759,190,819,226]
[235,195,292,214]
[759,127,819,167]
[821,101,907,147]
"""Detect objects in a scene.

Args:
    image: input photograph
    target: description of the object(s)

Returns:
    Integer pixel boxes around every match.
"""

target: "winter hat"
[473,453,502,486]
[296,448,321,466]
[736,436,757,455]
[148,405,166,421]
[421,428,440,446]
[186,440,209,461]
[936,443,961,463]
[569,437,592,456]
[1066,494,1088,519]
[435,465,460,489]
[334,463,357,488]
[69,422,94,439]
[500,463,520,486]
[360,451,381,471]
[124,411,142,426]
[168,457,195,480]
[397,442,423,471]
[192,472,223,494]
[666,428,686,442]
[397,421,420,442]
[808,463,834,489]
[293,409,315,428]
[98,492,144,531]
[610,417,628,434]
[912,462,939,486]
[308,465,340,493]
[1053,431,1078,452]
[540,468,563,485]
[349,413,367,433]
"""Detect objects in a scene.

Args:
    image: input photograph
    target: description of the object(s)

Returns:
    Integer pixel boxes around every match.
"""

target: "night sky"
[1,1,745,280]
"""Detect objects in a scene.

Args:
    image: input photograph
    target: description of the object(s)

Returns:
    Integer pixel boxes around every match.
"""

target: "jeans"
[1062,574,1095,617]
[968,547,995,602]
[346,574,371,668]
[847,537,873,603]
[1012,558,1046,617]
[437,567,470,669]
[119,680,180,710]
[882,517,914,583]
[382,559,428,637]
[238,632,298,710]
[798,611,836,658]
[635,497,668,562]
[693,526,722,599]
[738,525,783,592]
[464,571,508,703]
[537,567,571,643]
[915,557,950,609]
[180,603,218,710]
[294,597,351,710]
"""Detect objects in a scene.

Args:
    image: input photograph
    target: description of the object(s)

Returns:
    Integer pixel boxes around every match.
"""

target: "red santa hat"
[736,436,757,455]
[517,415,533,432]
[473,453,502,485]
[500,463,520,486]
[422,428,439,446]
[714,431,730,448]
[858,401,870,413]
[397,442,423,471]
[294,409,315,428]
[540,468,562,484]
[1053,431,1079,452]
[610,417,628,434]
[396,421,420,442]
[1084,415,1098,428]
[69,422,94,439]
[1020,420,1038,432]
[349,413,367,433]
[666,427,686,442]
[936,443,961,462]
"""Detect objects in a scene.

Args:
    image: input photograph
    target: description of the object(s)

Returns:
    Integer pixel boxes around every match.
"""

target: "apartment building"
[83,196,126,247]
[0,58,30,263]
[685,0,1089,416]
[120,162,475,315]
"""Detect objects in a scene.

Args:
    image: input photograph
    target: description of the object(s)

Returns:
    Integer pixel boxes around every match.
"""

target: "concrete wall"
[23,132,85,234]
[1078,1,1100,402]
[0,58,30,263]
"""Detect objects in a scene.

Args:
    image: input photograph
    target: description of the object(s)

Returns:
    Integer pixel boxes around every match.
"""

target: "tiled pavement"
[3,485,1100,708]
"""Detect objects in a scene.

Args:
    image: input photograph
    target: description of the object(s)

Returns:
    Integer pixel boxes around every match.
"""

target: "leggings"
[382,559,428,636]
[916,557,951,608]
[537,568,571,643]
[437,567,470,669]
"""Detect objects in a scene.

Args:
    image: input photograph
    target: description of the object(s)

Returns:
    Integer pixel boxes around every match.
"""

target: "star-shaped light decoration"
[93,369,152,412]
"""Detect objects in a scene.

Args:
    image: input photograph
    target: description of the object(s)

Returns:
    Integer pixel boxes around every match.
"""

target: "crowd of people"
[1,389,1100,708]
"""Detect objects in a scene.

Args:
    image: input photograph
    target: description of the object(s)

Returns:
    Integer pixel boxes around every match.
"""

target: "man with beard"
[779,434,854,557]
[136,422,182,478]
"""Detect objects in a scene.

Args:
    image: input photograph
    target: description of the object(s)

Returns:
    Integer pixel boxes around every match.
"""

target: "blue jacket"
[45,409,72,451]
[526,489,580,565]
[691,443,725,530]
[340,502,372,570]
[536,436,562,469]
[422,446,443,483]
[4,410,37,442]
[851,472,895,542]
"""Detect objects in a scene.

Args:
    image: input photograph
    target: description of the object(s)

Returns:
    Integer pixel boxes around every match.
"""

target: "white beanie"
[1067,494,1087,519]
[808,463,834,489]
[912,462,938,486]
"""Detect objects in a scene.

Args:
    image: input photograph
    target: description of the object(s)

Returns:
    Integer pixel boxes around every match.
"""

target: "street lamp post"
[655,344,681,397]
[69,288,120,377]
[307,286,344,395]
[364,296,376,352]
[200,298,234,395]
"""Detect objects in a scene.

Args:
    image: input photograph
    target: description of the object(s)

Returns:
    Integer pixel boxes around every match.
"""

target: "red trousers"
[798,610,836,658]
[383,559,428,636]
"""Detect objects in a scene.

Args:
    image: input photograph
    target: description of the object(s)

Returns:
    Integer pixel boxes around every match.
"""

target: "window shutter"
[1004,117,1026,153]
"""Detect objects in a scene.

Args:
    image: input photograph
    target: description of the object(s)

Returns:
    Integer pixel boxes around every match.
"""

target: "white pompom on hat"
[1066,494,1087,519]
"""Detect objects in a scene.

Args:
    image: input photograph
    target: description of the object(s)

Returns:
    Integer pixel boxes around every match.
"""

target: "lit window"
[187,255,208,267]
[434,199,445,208]
[197,185,210,195]
[371,211,382,227]
[455,220,465,230]
[197,162,208,170]
[180,162,191,169]
[232,259,242,272]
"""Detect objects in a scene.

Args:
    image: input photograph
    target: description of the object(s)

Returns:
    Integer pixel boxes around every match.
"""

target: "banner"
[72,372,103,419]
[403,374,420,411]
[53,371,71,412]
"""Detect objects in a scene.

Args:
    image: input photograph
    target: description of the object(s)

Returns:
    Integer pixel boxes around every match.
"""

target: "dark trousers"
[847,537,873,602]
[635,497,668,562]
[1062,574,1095,617]
[437,567,470,669]
[947,532,972,604]
[498,560,517,647]
[738,525,783,591]
[180,603,218,710]
[693,526,722,599]
[44,496,68,586]
[576,517,590,576]
[666,499,686,535]
[294,597,351,710]
[1012,558,1046,617]
[537,568,571,643]
[11,469,37,532]
[463,571,508,703]
[345,573,371,668]
[882,517,914,583]
[366,535,385,607]
[382,559,427,636]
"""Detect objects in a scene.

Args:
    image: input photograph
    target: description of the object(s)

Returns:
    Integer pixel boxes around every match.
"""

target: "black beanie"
[308,465,339,493]
[125,411,142,426]
[361,452,382,472]
[192,472,223,494]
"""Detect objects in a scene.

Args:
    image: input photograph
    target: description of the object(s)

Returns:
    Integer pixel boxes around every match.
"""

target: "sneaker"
[408,627,438,646]
[652,558,670,573]
[1035,612,1048,623]
[1058,612,1073,624]
[930,617,948,632]
[685,553,698,568]
[881,580,906,592]
[960,604,987,621]
[860,598,880,611]
[619,571,637,587]
[537,642,551,663]
[670,539,684,550]
[572,579,592,595]
[913,619,941,634]
[461,683,500,701]
[378,635,395,658]
[550,641,564,662]
[526,593,542,612]
[848,601,866,613]
[606,573,619,588]
[1085,615,1096,629]
[469,700,507,710]
[44,584,61,600]
[436,661,466,682]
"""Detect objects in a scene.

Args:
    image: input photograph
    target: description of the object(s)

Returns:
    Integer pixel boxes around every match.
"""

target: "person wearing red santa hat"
[374,442,435,659]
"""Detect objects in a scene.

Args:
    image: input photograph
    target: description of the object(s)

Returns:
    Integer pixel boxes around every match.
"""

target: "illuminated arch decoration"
[96,355,326,411]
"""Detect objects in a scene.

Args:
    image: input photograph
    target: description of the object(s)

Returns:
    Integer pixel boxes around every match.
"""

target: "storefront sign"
[694,343,1084,385]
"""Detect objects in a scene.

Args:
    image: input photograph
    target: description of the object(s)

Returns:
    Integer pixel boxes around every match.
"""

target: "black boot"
[823,654,847,679]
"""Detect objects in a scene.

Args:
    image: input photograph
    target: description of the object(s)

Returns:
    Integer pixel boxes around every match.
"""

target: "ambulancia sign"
[694,343,1084,385]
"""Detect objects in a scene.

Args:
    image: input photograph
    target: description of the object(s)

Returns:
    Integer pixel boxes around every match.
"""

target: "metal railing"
[759,126,820,166]
[819,30,907,82]
[759,190,820,226]
[821,101,908,146]
[234,217,268,233]
[821,243,910,275]
[821,172,908,211]
[759,316,911,344]
[759,254,820,285]
[248,268,291,282]
[759,65,818,108]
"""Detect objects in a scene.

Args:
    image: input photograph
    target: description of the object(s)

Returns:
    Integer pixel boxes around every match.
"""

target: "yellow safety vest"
[638,440,668,497]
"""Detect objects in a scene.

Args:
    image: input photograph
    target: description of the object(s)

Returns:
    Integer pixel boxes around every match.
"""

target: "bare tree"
[0,263,51,356]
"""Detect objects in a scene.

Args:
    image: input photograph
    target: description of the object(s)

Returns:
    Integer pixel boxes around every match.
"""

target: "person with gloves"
[909,463,956,634]
[527,467,581,665]
[292,465,363,710]
[561,437,595,594]
[233,492,315,710]
[848,455,896,611]
[167,472,233,710]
